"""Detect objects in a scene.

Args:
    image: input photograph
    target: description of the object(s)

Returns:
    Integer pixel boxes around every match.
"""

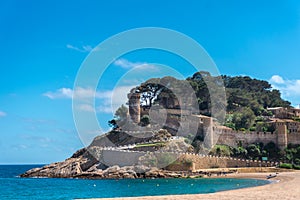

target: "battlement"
[99,148,278,170]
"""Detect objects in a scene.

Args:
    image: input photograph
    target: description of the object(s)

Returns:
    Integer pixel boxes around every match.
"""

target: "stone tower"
[276,122,288,150]
[202,117,214,150]
[128,93,141,123]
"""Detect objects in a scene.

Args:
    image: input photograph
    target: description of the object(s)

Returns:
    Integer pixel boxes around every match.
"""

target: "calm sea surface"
[0,165,269,200]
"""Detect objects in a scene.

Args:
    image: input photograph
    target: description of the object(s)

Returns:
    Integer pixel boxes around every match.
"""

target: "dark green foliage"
[187,72,290,130]
[208,142,300,163]
[246,144,261,160]
[293,165,300,170]
[263,142,280,158]
[108,119,118,129]
[284,144,300,164]
[279,163,293,169]
[108,104,128,129]
[232,108,256,130]
[140,115,150,126]
[127,72,290,130]
[209,144,232,157]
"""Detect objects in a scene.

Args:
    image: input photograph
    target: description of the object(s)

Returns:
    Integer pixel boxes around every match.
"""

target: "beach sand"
[81,171,300,200]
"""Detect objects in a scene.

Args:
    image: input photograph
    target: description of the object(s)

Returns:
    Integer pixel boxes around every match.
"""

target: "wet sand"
[79,171,300,200]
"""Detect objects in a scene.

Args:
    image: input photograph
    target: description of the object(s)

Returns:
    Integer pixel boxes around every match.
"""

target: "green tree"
[140,115,150,126]
[246,144,261,160]
[232,107,255,130]
[108,104,128,129]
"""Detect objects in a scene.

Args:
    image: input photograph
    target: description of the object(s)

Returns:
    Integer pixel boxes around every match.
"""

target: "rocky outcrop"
[20,147,99,178]
[20,159,195,179]
[20,129,197,179]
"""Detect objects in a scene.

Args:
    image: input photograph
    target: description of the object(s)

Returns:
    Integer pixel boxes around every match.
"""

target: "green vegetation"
[279,163,300,170]
[128,71,290,130]
[140,115,150,126]
[135,142,166,148]
[184,159,193,167]
[284,144,300,165]
[209,143,300,167]
[209,142,282,161]
[279,163,293,169]
[108,104,128,129]
[209,145,232,157]
[187,72,290,129]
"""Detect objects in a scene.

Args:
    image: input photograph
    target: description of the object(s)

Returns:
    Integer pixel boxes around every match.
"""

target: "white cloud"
[11,144,29,150]
[66,44,99,53]
[114,58,140,68]
[113,58,158,71]
[74,87,111,99]
[43,87,111,100]
[96,105,113,113]
[44,85,134,114]
[269,75,300,106]
[43,88,73,99]
[0,111,7,117]
[270,75,284,84]
[94,85,134,114]
[77,104,95,112]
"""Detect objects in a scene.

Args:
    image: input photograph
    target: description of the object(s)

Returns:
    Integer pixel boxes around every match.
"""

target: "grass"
[135,142,166,148]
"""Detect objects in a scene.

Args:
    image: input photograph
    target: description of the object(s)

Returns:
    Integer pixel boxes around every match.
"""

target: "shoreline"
[77,171,300,200]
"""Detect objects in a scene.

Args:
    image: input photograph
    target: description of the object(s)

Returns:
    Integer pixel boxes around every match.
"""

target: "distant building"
[267,107,300,119]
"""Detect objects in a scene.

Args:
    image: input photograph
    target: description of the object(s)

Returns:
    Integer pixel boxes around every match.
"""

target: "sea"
[0,165,270,200]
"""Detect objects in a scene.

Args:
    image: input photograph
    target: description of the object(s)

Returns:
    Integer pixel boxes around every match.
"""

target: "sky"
[0,0,300,164]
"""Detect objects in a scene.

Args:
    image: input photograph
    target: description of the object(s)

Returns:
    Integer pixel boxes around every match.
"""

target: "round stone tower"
[128,93,141,123]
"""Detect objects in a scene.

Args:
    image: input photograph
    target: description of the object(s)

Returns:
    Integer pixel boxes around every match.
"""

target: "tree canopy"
[118,71,291,130]
[108,104,128,129]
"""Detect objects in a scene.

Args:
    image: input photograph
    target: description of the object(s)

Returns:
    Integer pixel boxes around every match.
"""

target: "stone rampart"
[100,149,277,170]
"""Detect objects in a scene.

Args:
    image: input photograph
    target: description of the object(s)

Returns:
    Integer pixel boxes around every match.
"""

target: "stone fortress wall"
[100,149,277,171]
[212,122,300,150]
[127,92,300,151]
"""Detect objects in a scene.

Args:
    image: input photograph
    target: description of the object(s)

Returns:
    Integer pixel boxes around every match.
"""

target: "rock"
[20,128,194,179]
[71,148,86,158]
[123,173,136,179]
[145,168,160,177]
[105,165,120,174]
[21,158,83,178]
[133,165,150,173]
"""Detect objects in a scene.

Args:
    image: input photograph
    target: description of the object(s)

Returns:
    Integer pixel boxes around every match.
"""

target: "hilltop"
[21,72,300,178]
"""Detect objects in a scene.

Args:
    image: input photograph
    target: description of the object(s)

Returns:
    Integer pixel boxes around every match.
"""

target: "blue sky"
[0,0,300,164]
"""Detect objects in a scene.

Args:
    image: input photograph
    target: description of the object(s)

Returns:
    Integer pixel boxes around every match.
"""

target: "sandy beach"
[81,171,300,200]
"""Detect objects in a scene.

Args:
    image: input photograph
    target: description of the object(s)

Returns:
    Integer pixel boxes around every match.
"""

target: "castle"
[127,93,300,150]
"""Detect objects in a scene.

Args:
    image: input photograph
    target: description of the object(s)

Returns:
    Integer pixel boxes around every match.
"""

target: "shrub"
[184,159,193,167]
[279,163,293,169]
[210,145,232,157]
[293,165,300,170]
[249,126,256,131]
[140,115,150,126]
[184,138,192,144]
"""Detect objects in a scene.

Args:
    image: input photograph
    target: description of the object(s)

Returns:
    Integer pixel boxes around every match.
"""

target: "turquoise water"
[0,165,269,200]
